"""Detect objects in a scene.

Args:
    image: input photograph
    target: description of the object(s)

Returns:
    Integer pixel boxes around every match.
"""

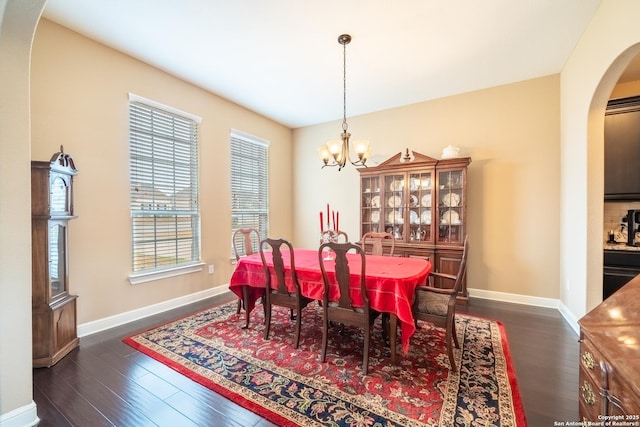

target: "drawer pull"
[581,381,596,405]
[581,351,595,370]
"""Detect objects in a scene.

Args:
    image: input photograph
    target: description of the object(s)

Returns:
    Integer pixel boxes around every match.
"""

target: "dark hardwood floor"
[33,293,579,426]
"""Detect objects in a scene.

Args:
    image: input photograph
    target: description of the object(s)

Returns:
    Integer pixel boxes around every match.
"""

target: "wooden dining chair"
[232,228,261,327]
[361,231,395,338]
[360,231,395,256]
[318,241,373,375]
[260,238,312,348]
[413,235,469,371]
[320,229,349,244]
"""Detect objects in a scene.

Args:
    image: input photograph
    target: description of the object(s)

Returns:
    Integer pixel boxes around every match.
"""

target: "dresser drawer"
[580,336,604,386]
[608,366,640,414]
[579,399,600,423]
[579,367,601,420]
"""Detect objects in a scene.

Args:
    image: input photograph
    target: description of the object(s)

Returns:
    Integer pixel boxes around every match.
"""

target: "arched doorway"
[0,0,47,423]
[599,47,640,300]
[584,44,640,312]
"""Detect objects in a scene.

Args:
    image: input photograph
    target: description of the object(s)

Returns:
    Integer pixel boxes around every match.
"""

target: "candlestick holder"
[320,229,338,260]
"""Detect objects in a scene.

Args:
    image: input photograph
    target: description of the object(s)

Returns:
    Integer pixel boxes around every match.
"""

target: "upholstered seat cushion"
[416,291,448,316]
[327,301,365,313]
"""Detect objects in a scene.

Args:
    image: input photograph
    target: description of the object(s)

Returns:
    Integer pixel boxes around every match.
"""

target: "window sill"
[128,262,205,285]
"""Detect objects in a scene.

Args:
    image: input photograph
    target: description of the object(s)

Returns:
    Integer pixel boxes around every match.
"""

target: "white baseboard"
[468,287,580,336]
[0,401,39,427]
[77,286,229,337]
[77,285,581,338]
[557,301,581,336]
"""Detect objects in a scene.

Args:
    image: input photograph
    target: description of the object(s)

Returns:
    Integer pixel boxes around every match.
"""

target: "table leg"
[242,285,250,329]
[389,313,397,363]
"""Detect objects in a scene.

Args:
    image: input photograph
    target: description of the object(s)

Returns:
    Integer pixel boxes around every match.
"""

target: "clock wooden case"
[31,147,79,367]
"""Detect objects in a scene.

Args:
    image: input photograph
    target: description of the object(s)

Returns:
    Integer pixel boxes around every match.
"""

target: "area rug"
[124,301,526,426]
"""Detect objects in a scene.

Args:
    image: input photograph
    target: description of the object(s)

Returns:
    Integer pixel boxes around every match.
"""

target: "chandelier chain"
[342,38,348,133]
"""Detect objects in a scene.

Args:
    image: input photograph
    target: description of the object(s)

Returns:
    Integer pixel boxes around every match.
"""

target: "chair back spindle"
[260,237,310,348]
[318,241,371,374]
[231,228,260,326]
[360,231,395,256]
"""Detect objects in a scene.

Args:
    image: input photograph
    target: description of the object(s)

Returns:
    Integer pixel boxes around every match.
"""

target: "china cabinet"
[359,151,471,302]
[31,147,79,367]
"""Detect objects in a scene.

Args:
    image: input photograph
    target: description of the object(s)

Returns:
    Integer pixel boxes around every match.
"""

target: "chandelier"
[318,34,370,170]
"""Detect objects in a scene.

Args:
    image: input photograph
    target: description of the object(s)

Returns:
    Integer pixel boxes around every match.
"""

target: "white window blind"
[230,130,269,256]
[129,96,201,273]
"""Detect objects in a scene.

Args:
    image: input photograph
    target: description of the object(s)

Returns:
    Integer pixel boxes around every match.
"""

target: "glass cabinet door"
[382,174,405,240]
[437,169,465,244]
[50,174,71,214]
[361,176,382,234]
[408,172,433,243]
[49,223,67,298]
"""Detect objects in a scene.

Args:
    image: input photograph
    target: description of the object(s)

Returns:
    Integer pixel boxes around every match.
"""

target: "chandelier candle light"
[318,34,370,170]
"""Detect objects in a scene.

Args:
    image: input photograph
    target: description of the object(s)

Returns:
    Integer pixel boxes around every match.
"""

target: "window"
[128,94,201,278]
[230,130,269,257]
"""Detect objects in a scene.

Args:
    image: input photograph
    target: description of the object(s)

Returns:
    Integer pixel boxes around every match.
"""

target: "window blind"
[129,99,200,273]
[230,131,269,256]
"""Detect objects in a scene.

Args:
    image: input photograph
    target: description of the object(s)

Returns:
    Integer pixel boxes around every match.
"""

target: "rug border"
[123,302,528,427]
[490,317,528,426]
[456,312,528,426]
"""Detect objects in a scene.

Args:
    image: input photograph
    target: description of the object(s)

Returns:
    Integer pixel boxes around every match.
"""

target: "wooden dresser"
[578,275,640,419]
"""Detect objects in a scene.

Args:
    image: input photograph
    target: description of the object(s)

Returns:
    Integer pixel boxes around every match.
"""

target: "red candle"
[336,211,339,231]
[332,210,336,231]
[326,204,330,225]
[320,212,324,232]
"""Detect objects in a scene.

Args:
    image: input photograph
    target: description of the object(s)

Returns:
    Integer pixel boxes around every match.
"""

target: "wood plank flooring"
[33,293,579,426]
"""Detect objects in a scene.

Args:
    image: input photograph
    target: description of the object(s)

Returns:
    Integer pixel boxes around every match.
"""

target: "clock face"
[50,175,68,213]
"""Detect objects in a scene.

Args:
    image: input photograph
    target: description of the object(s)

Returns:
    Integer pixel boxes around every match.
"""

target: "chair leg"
[452,317,460,348]
[362,323,370,375]
[381,313,390,347]
[320,312,329,363]
[242,286,250,329]
[294,305,302,349]
[445,324,456,371]
[263,303,272,340]
[447,342,456,372]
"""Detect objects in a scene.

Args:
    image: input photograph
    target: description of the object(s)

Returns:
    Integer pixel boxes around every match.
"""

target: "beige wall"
[611,78,640,99]
[293,75,561,300]
[30,19,293,325]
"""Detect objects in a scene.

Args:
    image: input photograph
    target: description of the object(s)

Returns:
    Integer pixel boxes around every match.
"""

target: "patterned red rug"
[124,301,526,426]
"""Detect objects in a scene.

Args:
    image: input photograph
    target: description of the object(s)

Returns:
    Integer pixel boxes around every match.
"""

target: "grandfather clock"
[31,146,79,367]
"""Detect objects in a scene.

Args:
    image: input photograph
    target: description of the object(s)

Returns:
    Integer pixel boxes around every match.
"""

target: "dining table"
[228,248,432,362]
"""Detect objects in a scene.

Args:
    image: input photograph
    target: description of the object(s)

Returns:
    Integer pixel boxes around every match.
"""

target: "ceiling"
[42,1,605,129]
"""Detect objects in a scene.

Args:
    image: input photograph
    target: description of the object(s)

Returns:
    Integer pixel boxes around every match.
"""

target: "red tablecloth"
[229,249,431,353]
